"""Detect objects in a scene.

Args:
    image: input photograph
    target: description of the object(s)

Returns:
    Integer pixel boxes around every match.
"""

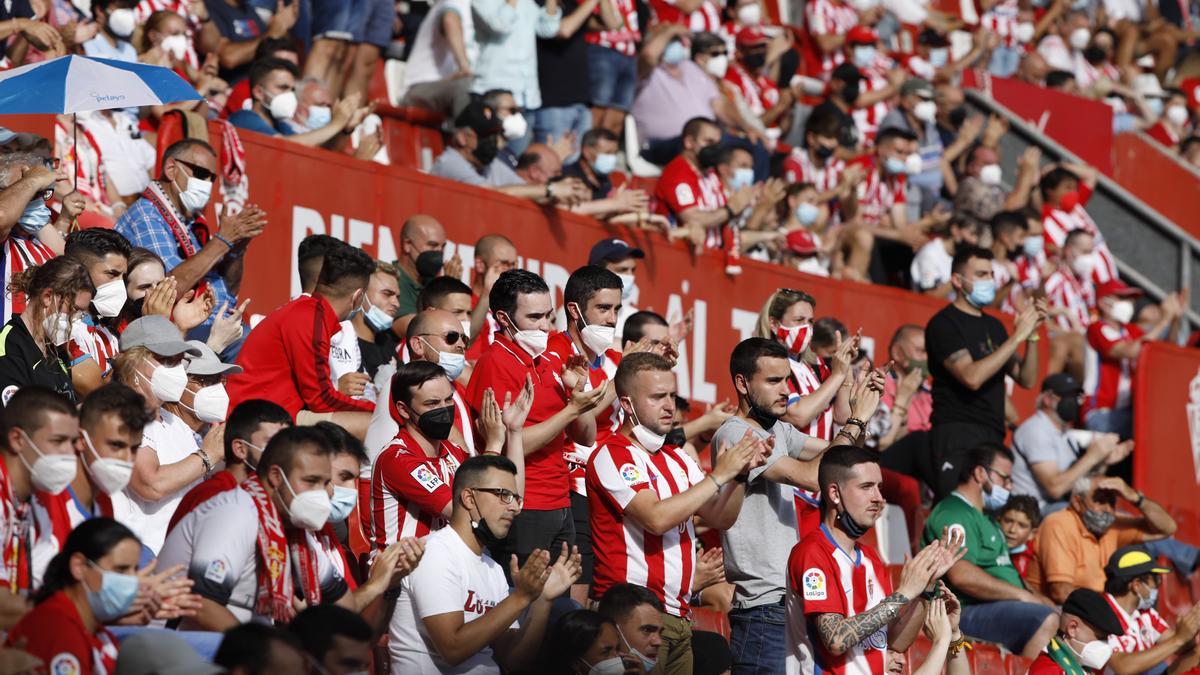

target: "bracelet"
[1134,492,1145,508]
[708,474,725,490]
[835,429,858,444]
[545,182,555,200]
[1027,333,1040,342]
[844,417,867,429]
[948,636,971,656]
[193,450,213,478]
[214,233,235,249]
[724,205,735,220]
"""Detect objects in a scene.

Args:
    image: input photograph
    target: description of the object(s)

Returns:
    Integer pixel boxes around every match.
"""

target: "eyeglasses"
[471,487,523,505]
[174,158,216,182]
[986,466,1012,487]
[41,157,60,171]
[418,331,464,346]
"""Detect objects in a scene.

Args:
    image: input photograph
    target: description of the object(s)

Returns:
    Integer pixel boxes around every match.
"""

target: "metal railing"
[966,88,1200,333]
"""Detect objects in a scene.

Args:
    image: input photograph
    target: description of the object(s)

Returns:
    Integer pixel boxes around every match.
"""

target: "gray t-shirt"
[715,415,811,610]
[1011,410,1083,512]
[430,150,525,188]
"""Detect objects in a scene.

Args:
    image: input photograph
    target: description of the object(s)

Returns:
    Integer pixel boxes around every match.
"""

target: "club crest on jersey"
[618,463,644,486]
[802,568,827,600]
[946,523,966,542]
[51,653,80,675]
[411,465,444,493]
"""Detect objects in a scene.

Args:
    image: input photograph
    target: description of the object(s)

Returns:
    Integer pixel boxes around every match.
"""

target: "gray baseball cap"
[119,316,202,357]
[0,127,15,144]
[184,340,242,376]
[114,631,226,675]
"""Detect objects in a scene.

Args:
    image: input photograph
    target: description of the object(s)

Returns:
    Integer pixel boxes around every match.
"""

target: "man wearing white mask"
[115,139,267,346]
[1029,588,1122,674]
[64,228,132,398]
[0,387,80,623]
[30,383,153,585]
[110,316,214,555]
[1043,230,1095,378]
[82,0,138,62]
[879,78,945,214]
[228,58,365,147]
[588,238,644,340]
[159,426,424,630]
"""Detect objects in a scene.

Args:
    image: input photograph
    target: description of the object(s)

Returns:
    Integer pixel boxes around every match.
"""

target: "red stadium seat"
[1006,653,1033,675]
[971,644,1007,675]
[692,607,731,642]
[1161,572,1194,621]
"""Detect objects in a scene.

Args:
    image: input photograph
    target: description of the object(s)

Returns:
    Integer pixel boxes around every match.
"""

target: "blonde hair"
[111,346,152,389]
[755,288,817,341]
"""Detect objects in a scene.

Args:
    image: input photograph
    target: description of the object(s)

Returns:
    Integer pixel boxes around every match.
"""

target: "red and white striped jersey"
[852,57,895,143]
[655,155,728,225]
[1043,266,1094,333]
[0,460,30,594]
[650,0,722,32]
[370,428,467,547]
[1074,58,1121,92]
[725,62,781,120]
[1083,321,1143,415]
[0,233,56,325]
[68,315,121,376]
[786,357,833,537]
[1105,592,1170,654]
[55,120,108,207]
[782,148,846,196]
[545,332,622,496]
[999,254,1045,315]
[1041,186,1118,284]
[585,0,641,57]
[806,0,860,78]
[587,434,705,617]
[855,159,907,226]
[786,524,892,675]
[980,0,1022,49]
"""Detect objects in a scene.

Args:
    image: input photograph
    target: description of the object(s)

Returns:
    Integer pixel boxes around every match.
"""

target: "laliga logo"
[89,91,126,104]
[1186,368,1200,484]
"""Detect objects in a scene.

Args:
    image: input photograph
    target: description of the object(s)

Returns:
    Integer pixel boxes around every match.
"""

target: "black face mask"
[948,106,968,130]
[837,507,870,538]
[126,296,145,318]
[473,134,500,166]
[813,144,836,161]
[1083,46,1107,65]
[841,82,860,106]
[415,404,455,440]
[414,250,444,280]
[742,52,766,70]
[468,497,506,548]
[1056,395,1081,425]
[697,143,722,170]
[664,427,687,447]
[746,393,781,430]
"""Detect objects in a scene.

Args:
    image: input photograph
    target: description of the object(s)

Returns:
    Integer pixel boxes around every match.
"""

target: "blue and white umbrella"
[0,54,202,114]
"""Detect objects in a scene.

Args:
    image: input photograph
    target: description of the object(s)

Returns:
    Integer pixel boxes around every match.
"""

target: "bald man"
[515,144,563,185]
[396,214,448,318]
[468,235,519,359]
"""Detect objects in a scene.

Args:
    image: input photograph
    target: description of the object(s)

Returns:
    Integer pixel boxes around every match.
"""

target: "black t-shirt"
[359,331,398,380]
[925,303,1009,434]
[536,0,591,108]
[563,160,611,200]
[0,316,76,405]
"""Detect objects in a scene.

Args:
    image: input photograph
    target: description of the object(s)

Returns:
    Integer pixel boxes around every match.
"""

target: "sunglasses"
[417,331,465,346]
[174,158,216,182]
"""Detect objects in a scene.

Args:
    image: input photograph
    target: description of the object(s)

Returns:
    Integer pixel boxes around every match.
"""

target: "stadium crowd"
[0,0,1195,673]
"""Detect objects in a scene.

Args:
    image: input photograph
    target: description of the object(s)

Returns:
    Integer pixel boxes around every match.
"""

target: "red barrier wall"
[1133,343,1200,545]
[1112,133,1200,241]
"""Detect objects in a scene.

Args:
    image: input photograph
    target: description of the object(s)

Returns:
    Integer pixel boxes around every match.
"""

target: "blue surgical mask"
[306,105,332,130]
[362,299,394,332]
[730,167,755,190]
[592,153,618,175]
[662,40,687,65]
[421,337,467,381]
[853,45,876,69]
[1009,542,1027,554]
[1137,583,1159,611]
[85,560,140,622]
[966,279,996,307]
[982,481,1009,511]
[1022,235,1044,258]
[796,202,819,225]
[929,47,949,68]
[328,485,358,523]
[884,156,906,175]
[1147,98,1164,118]
[18,198,51,234]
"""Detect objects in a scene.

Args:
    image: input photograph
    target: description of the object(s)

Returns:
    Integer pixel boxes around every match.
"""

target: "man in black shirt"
[925,246,1045,499]
[563,128,619,201]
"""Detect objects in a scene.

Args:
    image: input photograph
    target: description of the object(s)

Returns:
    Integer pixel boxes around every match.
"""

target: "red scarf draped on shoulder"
[239,475,292,624]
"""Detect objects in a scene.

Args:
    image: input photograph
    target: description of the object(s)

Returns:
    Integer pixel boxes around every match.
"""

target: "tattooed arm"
[814,592,912,656]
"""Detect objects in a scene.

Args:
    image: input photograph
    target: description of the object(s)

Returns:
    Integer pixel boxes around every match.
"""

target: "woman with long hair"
[0,255,95,402]
[6,519,139,674]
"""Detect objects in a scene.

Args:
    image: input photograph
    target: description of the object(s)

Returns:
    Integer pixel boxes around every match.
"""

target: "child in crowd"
[999,494,1042,581]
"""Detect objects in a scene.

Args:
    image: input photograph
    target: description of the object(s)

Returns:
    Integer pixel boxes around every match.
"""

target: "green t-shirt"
[395,266,423,318]
[923,492,1024,603]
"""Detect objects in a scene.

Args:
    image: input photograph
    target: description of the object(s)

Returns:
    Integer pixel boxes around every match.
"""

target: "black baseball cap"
[1042,373,1083,396]
[453,99,501,136]
[1105,545,1171,580]
[588,238,645,266]
[1062,588,1123,637]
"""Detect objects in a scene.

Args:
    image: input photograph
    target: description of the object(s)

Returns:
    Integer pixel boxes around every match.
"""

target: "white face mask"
[1109,299,1135,324]
[572,303,615,356]
[705,54,730,79]
[979,163,1003,186]
[913,100,937,122]
[91,279,127,318]
[1015,21,1036,43]
[617,273,637,302]
[618,626,657,671]
[42,311,72,346]
[267,90,299,120]
[502,112,528,140]
[188,384,230,423]
[81,429,133,495]
[279,473,332,531]
[18,429,77,495]
[625,398,665,452]
[512,328,549,358]
[1070,252,1095,279]
[1069,27,1091,51]
[140,359,188,403]
[582,657,627,675]
[1166,104,1190,126]
[904,152,923,175]
[107,7,135,38]
[176,175,213,214]
[736,2,762,24]
[160,34,188,60]
[1071,636,1114,670]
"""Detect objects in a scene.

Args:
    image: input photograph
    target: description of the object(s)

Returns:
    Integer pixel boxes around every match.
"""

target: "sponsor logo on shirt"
[464,589,497,615]
[675,183,695,207]
[51,653,81,675]
[618,463,644,486]
[947,523,966,543]
[802,568,827,601]
[0,386,16,406]
[205,559,227,583]
[411,465,444,493]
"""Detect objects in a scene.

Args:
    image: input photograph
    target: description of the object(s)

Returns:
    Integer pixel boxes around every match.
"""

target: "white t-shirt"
[329,321,376,402]
[389,526,517,674]
[110,409,200,554]
[910,238,953,292]
[403,0,477,88]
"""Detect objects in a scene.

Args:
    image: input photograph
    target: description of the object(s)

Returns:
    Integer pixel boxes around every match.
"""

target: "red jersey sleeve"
[376,449,455,517]
[656,166,701,216]
[788,539,847,616]
[286,301,374,413]
[8,608,95,674]
[591,443,655,511]
[466,350,522,417]
[1086,321,1127,358]
[1079,181,1094,206]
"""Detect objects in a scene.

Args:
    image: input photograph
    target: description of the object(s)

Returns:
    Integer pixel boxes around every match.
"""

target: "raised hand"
[930,526,968,581]
[480,388,505,450]
[172,287,216,332]
[939,581,962,635]
[923,598,952,644]
[218,204,267,243]
[712,431,763,484]
[541,542,583,600]
[338,372,371,397]
[568,380,608,415]
[442,252,464,280]
[502,375,537,431]
[897,542,940,599]
[511,549,552,602]
[692,546,727,592]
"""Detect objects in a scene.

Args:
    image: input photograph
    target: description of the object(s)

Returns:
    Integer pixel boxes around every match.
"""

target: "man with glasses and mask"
[923,442,1058,660]
[116,139,267,344]
[467,269,608,575]
[389,454,582,673]
[1031,476,1179,604]
[1012,374,1131,513]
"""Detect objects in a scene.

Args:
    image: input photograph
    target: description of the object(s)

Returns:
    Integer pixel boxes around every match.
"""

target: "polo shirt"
[563,160,611,201]
[1027,507,1144,593]
[0,316,75,405]
[924,491,1024,603]
[395,267,423,318]
[465,332,571,510]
